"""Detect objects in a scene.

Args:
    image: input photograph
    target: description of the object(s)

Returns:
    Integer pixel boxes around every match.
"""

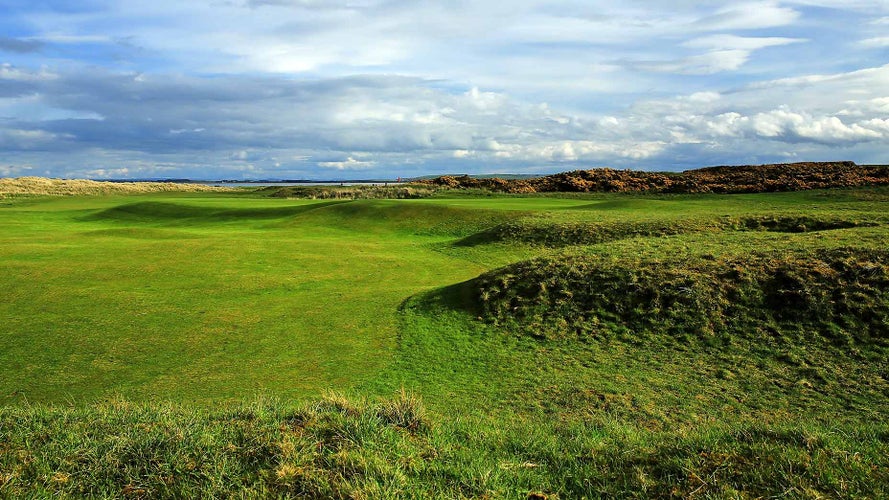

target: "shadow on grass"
[80,200,349,224]
[399,278,481,317]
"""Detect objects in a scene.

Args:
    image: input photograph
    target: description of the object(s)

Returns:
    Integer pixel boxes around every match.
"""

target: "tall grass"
[2,393,886,498]
[0,177,230,198]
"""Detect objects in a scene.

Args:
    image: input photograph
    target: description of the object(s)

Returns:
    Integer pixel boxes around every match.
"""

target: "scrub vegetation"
[0,177,229,198]
[420,161,889,194]
[1,175,888,498]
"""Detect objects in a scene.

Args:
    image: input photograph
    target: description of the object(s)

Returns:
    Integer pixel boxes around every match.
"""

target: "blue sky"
[0,0,887,179]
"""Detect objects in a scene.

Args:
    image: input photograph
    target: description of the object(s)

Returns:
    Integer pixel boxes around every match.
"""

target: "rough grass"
[473,247,889,342]
[0,177,230,198]
[2,393,886,499]
[455,215,882,248]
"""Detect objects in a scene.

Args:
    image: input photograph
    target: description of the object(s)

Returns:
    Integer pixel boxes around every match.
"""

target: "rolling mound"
[455,215,878,248]
[420,161,889,194]
[279,200,517,237]
[81,200,342,224]
[473,247,889,343]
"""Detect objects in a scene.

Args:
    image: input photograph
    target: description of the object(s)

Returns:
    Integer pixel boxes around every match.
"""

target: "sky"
[0,1,887,180]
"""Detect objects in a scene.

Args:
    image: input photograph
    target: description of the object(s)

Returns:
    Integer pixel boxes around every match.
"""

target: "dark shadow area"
[402,278,481,316]
[450,226,502,247]
[79,200,349,224]
[738,216,879,233]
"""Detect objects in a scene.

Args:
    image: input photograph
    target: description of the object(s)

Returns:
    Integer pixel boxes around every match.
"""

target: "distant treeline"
[417,161,889,194]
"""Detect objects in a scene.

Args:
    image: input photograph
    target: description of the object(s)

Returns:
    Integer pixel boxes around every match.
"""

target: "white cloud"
[630,35,805,75]
[705,112,748,137]
[0,164,33,177]
[693,1,800,30]
[859,37,889,48]
[632,50,752,75]
[317,157,376,170]
[683,35,805,51]
[0,63,57,82]
[83,167,131,179]
[750,109,883,143]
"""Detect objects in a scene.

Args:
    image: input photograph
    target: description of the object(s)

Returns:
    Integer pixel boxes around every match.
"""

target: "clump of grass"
[0,177,230,198]
[375,388,429,434]
[474,247,889,343]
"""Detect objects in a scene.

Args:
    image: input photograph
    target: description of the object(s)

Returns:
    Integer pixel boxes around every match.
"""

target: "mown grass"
[2,185,889,496]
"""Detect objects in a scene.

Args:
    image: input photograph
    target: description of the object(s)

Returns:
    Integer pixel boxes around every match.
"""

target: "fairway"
[0,193,503,403]
[2,189,887,409]
[1,193,562,402]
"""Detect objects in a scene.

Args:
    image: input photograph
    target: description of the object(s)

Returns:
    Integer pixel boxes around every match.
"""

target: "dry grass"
[0,177,231,198]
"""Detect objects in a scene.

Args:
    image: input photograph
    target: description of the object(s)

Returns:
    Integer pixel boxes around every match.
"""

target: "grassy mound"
[0,177,229,198]
[455,218,719,247]
[455,215,878,248]
[82,200,345,224]
[734,215,877,232]
[474,247,889,343]
[2,393,886,498]
[279,200,518,237]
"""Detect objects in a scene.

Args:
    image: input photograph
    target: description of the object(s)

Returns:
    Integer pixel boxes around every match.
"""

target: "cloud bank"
[0,1,886,178]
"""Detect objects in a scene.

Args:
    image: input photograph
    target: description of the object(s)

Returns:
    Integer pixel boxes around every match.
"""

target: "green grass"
[0,194,513,404]
[3,394,887,498]
[2,186,889,496]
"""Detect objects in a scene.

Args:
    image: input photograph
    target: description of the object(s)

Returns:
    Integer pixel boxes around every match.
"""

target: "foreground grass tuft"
[2,394,887,498]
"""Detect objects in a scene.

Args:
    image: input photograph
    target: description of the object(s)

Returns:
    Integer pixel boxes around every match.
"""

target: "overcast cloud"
[0,0,886,179]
